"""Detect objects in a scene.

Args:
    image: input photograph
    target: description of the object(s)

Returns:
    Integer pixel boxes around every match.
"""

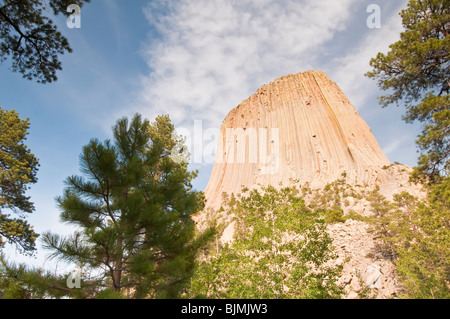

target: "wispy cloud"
[134,0,360,131]
[382,133,414,157]
[109,0,415,170]
[328,1,408,108]
[103,0,124,50]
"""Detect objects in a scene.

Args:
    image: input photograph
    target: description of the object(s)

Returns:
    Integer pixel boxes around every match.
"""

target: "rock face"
[204,70,394,209]
[201,70,423,299]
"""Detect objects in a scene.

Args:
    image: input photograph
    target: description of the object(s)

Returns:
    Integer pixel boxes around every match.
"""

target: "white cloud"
[121,0,417,170]
[382,135,411,156]
[135,0,360,132]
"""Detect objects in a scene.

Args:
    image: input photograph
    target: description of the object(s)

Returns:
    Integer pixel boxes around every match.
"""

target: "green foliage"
[394,179,450,298]
[188,185,344,299]
[411,93,450,180]
[42,113,214,299]
[322,207,346,224]
[366,0,450,180]
[0,214,37,255]
[190,175,448,299]
[366,190,411,259]
[0,107,39,255]
[0,254,108,299]
[0,0,90,83]
[94,288,126,299]
[308,179,350,211]
[365,183,450,298]
[0,255,71,299]
[365,0,449,297]
[345,210,369,222]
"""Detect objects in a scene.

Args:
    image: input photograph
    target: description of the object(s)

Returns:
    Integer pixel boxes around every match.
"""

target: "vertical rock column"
[204,70,391,209]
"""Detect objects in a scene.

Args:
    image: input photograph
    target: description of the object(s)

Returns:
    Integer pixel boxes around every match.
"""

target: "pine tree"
[42,114,213,298]
[365,183,450,298]
[0,107,39,255]
[0,0,90,83]
[365,0,449,298]
[0,255,80,299]
[393,180,450,298]
[366,0,449,181]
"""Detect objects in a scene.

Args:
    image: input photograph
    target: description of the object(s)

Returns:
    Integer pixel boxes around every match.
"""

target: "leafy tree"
[189,185,344,299]
[0,0,90,83]
[366,0,450,181]
[393,179,450,298]
[364,185,450,298]
[42,114,214,299]
[366,0,449,298]
[0,107,39,255]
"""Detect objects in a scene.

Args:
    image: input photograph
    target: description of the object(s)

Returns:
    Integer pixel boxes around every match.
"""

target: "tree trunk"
[112,263,122,291]
[112,236,124,291]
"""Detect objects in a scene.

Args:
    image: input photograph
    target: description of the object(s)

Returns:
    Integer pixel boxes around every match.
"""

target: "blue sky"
[1,0,420,269]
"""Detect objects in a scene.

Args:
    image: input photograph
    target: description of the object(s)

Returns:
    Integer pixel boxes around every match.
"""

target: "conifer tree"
[365,184,450,298]
[42,114,213,298]
[366,0,449,298]
[0,0,90,83]
[393,178,449,298]
[366,0,449,181]
[0,255,79,299]
[0,107,39,255]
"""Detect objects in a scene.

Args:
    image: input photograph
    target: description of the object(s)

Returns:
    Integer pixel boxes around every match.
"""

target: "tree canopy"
[0,0,90,83]
[42,114,213,298]
[188,185,344,299]
[366,2,449,297]
[0,107,39,255]
[366,0,449,181]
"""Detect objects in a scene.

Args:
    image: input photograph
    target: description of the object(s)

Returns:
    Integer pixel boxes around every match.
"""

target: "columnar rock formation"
[199,71,423,299]
[204,70,398,209]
